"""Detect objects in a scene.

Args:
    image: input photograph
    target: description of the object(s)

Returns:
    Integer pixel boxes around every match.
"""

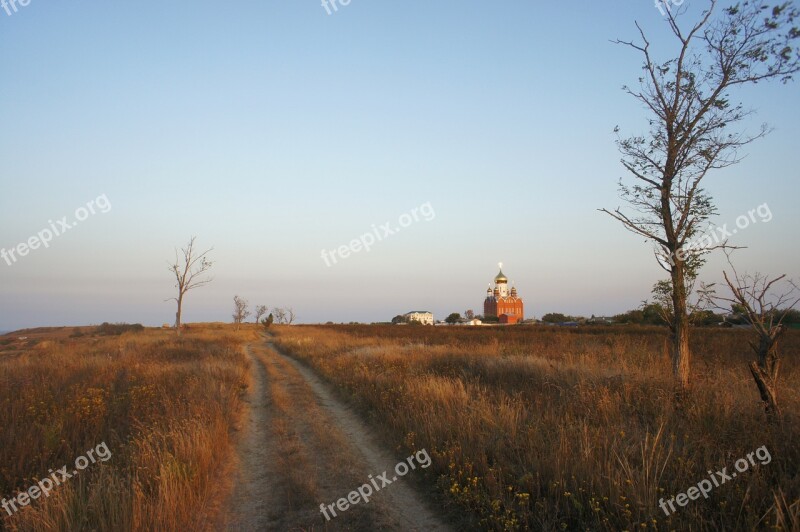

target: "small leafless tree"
[601,1,799,391]
[273,307,288,325]
[232,295,250,330]
[286,307,296,325]
[254,305,268,324]
[168,237,213,336]
[464,309,475,320]
[709,256,799,421]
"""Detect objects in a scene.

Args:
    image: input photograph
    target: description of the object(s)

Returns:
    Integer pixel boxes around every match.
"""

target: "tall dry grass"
[272,325,800,531]
[0,325,254,531]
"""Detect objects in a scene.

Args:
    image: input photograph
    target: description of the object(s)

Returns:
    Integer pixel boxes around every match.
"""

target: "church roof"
[495,268,508,282]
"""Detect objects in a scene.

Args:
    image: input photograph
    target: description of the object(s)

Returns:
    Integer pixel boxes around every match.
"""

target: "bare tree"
[168,237,213,336]
[465,309,475,320]
[709,256,800,421]
[254,305,268,324]
[273,307,287,325]
[286,307,296,325]
[601,1,799,390]
[232,295,250,330]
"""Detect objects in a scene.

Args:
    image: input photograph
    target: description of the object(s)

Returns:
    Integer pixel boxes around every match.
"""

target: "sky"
[1,0,798,330]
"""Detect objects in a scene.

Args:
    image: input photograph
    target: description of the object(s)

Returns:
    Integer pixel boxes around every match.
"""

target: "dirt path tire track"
[266,339,451,532]
[224,336,451,531]
[223,343,282,531]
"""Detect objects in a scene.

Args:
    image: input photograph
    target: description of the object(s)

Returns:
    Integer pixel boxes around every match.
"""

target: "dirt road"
[223,338,451,531]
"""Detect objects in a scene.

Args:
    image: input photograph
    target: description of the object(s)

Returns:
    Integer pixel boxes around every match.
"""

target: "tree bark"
[670,262,691,391]
[175,294,183,336]
[750,335,781,420]
[748,361,780,419]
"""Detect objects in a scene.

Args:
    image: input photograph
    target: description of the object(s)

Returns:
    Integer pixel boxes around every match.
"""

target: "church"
[483,263,524,324]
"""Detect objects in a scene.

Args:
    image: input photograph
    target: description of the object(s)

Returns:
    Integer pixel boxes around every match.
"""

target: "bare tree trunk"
[175,295,183,336]
[672,317,691,389]
[749,336,781,420]
[670,263,691,391]
[749,362,780,419]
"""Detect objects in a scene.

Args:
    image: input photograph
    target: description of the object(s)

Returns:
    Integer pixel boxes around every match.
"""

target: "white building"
[404,311,434,326]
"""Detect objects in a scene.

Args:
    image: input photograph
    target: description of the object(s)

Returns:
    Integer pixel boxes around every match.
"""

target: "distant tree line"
[231,295,295,330]
[541,306,800,328]
[95,323,145,336]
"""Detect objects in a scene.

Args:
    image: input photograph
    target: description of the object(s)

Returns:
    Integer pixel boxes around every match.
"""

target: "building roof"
[405,311,432,315]
[494,268,508,282]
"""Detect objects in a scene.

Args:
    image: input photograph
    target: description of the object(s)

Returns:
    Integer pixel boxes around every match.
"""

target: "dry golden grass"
[0,324,256,531]
[272,325,800,531]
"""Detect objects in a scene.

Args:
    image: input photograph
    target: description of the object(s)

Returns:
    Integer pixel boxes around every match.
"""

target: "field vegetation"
[272,324,800,531]
[3,322,797,530]
[0,325,252,531]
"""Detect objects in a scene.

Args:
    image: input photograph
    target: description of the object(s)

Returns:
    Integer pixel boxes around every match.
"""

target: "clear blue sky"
[1,1,798,329]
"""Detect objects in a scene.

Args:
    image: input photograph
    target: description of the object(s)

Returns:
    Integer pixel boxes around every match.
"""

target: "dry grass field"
[272,324,800,531]
[0,325,253,531]
[2,323,798,531]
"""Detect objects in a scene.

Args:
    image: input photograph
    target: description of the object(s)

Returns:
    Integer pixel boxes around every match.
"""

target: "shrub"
[96,322,145,336]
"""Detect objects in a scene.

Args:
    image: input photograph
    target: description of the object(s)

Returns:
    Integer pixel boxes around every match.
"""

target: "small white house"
[404,311,434,326]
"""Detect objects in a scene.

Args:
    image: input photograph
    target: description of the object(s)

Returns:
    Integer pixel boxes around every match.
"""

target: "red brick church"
[483,263,524,324]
